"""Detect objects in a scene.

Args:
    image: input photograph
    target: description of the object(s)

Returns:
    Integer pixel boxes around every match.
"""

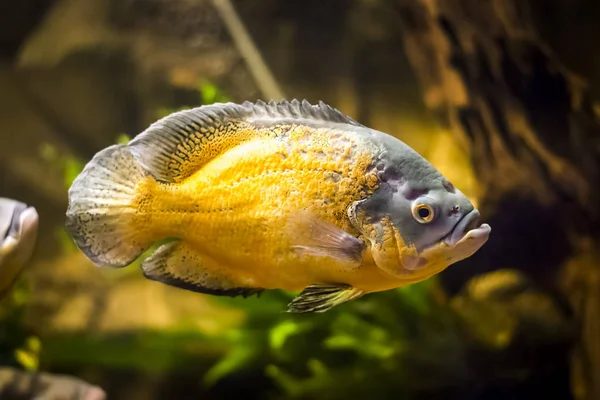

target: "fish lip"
[1,202,38,242]
[444,209,482,247]
[1,200,24,241]
[8,203,28,239]
[1,200,39,269]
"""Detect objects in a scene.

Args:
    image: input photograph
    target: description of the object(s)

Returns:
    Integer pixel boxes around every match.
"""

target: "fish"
[0,198,39,301]
[65,99,491,313]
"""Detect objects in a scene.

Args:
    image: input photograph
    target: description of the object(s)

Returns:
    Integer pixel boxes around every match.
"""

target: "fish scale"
[132,133,378,289]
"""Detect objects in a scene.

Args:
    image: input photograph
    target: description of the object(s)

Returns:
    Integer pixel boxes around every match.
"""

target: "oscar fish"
[65,100,491,313]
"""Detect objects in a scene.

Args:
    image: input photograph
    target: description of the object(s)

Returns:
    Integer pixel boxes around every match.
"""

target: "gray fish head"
[354,130,490,269]
[386,178,482,253]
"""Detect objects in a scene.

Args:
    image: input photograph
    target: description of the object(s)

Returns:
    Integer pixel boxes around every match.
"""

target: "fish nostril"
[449,205,460,216]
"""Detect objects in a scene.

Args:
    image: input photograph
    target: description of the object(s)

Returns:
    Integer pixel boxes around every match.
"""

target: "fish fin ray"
[287,210,364,265]
[287,284,363,313]
[65,144,153,268]
[247,99,363,126]
[128,99,364,183]
[142,241,264,298]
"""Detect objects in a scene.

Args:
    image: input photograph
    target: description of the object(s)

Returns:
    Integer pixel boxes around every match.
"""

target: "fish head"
[0,198,39,297]
[388,178,489,255]
[350,138,490,279]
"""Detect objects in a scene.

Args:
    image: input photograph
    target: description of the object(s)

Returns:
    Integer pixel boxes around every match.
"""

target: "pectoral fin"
[141,241,263,298]
[400,253,427,270]
[287,210,365,266]
[287,284,364,313]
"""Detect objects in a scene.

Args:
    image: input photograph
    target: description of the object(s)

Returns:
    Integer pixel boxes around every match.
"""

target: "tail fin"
[65,144,154,268]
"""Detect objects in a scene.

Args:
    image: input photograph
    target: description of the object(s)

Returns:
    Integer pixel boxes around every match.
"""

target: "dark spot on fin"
[287,210,365,265]
[142,241,264,298]
[287,284,364,313]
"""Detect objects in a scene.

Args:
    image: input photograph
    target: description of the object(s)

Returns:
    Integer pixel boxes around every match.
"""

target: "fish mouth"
[2,201,27,241]
[444,209,487,247]
[1,199,38,246]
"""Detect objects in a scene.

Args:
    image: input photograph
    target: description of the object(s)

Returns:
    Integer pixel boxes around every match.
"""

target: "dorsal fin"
[246,99,362,126]
[128,99,363,183]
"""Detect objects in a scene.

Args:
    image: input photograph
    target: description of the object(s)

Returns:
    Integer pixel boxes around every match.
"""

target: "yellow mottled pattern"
[165,121,271,182]
[129,123,405,292]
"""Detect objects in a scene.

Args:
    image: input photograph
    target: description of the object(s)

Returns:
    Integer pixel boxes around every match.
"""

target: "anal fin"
[287,284,363,313]
[141,241,263,298]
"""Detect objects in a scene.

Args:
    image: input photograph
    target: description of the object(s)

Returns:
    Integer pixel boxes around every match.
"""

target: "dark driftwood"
[394,1,600,399]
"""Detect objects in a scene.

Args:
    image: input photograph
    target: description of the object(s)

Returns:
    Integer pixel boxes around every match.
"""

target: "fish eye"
[412,204,435,224]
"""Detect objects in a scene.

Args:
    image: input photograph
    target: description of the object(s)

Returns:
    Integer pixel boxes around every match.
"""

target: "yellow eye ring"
[412,204,434,224]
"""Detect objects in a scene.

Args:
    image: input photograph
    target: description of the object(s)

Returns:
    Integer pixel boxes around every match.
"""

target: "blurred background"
[1,0,599,399]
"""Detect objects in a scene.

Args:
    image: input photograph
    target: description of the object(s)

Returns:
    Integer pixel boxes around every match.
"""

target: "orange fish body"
[66,100,491,312]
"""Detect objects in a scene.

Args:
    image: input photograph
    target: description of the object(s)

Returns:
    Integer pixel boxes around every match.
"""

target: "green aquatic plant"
[0,280,39,371]
[14,335,41,371]
[204,279,469,399]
